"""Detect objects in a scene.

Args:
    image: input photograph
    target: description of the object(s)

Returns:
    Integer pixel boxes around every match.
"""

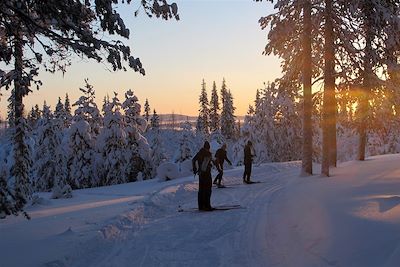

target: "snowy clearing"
[1,155,400,267]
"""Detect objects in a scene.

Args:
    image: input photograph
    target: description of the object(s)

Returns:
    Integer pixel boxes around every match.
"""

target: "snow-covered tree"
[67,120,96,189]
[51,111,71,198]
[9,116,32,216]
[258,0,316,174]
[7,89,15,128]
[150,109,160,129]
[241,82,302,163]
[0,167,15,219]
[55,97,64,118]
[122,89,150,182]
[27,104,41,128]
[209,81,220,133]
[102,95,110,117]
[99,93,128,185]
[122,90,143,182]
[220,79,236,140]
[32,102,63,192]
[174,121,194,165]
[143,98,151,123]
[123,89,147,133]
[197,79,209,135]
[73,80,101,135]
[149,129,167,169]
[64,94,72,127]
[210,129,225,148]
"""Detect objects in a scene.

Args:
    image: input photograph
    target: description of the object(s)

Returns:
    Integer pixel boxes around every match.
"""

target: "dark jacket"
[244,145,253,164]
[215,148,231,165]
[192,148,212,174]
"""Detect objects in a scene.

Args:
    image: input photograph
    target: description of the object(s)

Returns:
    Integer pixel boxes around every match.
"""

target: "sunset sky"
[0,0,281,118]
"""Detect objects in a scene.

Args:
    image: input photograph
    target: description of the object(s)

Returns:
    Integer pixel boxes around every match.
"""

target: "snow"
[1,154,400,267]
[156,162,180,181]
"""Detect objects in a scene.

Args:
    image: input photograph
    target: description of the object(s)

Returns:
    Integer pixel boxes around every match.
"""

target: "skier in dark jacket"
[213,143,232,187]
[192,141,213,211]
[243,141,254,183]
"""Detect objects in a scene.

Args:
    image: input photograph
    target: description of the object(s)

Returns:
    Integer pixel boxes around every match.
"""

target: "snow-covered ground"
[1,155,400,267]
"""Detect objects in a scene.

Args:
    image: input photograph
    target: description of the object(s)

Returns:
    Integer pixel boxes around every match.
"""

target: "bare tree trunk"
[322,0,335,176]
[301,0,313,176]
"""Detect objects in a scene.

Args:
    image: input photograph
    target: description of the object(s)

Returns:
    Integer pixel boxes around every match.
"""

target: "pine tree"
[64,94,72,127]
[99,93,128,185]
[9,115,32,216]
[209,81,220,133]
[174,121,194,165]
[27,104,41,128]
[151,109,160,129]
[197,79,209,135]
[122,89,152,181]
[0,167,15,218]
[144,98,151,123]
[102,95,110,117]
[54,96,70,130]
[32,102,61,191]
[55,97,64,117]
[149,128,167,168]
[67,87,99,188]
[244,82,302,163]
[7,89,15,128]
[220,79,236,140]
[51,103,71,198]
[67,120,96,189]
[73,80,101,136]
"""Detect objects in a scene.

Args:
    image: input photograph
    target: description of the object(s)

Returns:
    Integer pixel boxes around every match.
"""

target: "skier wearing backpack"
[213,143,232,187]
[192,141,213,211]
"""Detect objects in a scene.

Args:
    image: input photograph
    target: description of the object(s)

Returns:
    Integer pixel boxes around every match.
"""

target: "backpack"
[215,149,223,160]
[200,156,211,173]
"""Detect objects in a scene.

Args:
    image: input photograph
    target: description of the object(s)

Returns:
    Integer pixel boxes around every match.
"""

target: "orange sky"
[0,0,280,119]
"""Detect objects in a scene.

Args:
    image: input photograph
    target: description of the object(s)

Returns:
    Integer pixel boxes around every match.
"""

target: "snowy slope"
[1,155,400,267]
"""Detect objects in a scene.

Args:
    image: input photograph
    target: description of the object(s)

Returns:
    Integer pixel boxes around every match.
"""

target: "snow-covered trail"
[61,162,301,267]
[0,161,300,267]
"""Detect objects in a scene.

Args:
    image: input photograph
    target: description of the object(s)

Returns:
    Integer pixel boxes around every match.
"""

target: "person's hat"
[204,141,210,149]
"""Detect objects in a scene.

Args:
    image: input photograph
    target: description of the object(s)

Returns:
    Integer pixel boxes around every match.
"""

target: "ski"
[221,181,264,187]
[243,181,262,184]
[178,204,243,212]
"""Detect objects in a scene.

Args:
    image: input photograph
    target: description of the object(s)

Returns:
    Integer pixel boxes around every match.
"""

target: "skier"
[243,140,254,184]
[192,141,213,211]
[213,143,232,187]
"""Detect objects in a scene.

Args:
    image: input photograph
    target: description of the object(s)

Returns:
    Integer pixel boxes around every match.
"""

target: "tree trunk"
[358,1,373,161]
[301,0,313,176]
[330,94,337,167]
[321,0,335,176]
[12,25,31,213]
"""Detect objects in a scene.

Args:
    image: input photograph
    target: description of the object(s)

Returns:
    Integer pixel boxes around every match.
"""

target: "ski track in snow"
[56,162,301,267]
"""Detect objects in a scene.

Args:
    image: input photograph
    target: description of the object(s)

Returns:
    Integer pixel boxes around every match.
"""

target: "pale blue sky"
[0,0,280,119]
